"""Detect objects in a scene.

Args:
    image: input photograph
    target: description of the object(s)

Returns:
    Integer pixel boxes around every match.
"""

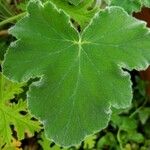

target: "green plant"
[1,0,150,149]
[0,73,41,149]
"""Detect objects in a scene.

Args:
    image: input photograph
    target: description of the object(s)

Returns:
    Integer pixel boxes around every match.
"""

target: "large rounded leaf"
[3,1,150,146]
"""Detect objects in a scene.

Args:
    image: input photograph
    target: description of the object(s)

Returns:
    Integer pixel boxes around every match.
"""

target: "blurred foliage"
[0,0,16,21]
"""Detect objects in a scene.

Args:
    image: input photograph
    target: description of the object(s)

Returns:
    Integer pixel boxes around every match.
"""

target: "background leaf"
[0,73,41,149]
[50,0,97,29]
[110,0,150,14]
[110,0,141,14]
[138,107,150,124]
[83,135,97,149]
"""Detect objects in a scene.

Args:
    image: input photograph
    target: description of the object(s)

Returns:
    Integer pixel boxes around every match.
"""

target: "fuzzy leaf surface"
[3,1,150,146]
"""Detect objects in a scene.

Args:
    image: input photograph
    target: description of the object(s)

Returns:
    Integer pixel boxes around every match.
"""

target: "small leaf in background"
[112,115,145,147]
[110,0,141,14]
[143,139,150,149]
[110,0,150,14]
[127,131,144,144]
[0,73,24,103]
[83,134,97,149]
[38,133,52,150]
[0,73,41,149]
[39,133,68,150]
[134,76,148,97]
[98,132,119,150]
[16,0,28,12]
[139,107,150,124]
[50,0,97,29]
[120,117,137,131]
[3,0,150,146]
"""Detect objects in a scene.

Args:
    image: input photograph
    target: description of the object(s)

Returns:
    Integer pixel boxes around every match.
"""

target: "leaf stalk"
[0,12,27,27]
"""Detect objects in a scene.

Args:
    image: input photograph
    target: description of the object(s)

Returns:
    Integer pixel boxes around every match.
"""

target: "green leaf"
[128,131,144,143]
[139,107,150,124]
[3,1,150,146]
[0,73,24,103]
[110,0,141,14]
[112,115,144,144]
[120,117,137,131]
[39,134,52,150]
[110,0,150,14]
[0,73,41,147]
[98,132,119,149]
[83,134,97,149]
[39,133,68,150]
[16,0,28,12]
[50,0,97,29]
[111,115,137,131]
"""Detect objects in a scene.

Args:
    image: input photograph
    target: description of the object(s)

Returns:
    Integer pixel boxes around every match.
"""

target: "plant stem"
[117,128,124,150]
[129,97,148,118]
[0,12,27,27]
